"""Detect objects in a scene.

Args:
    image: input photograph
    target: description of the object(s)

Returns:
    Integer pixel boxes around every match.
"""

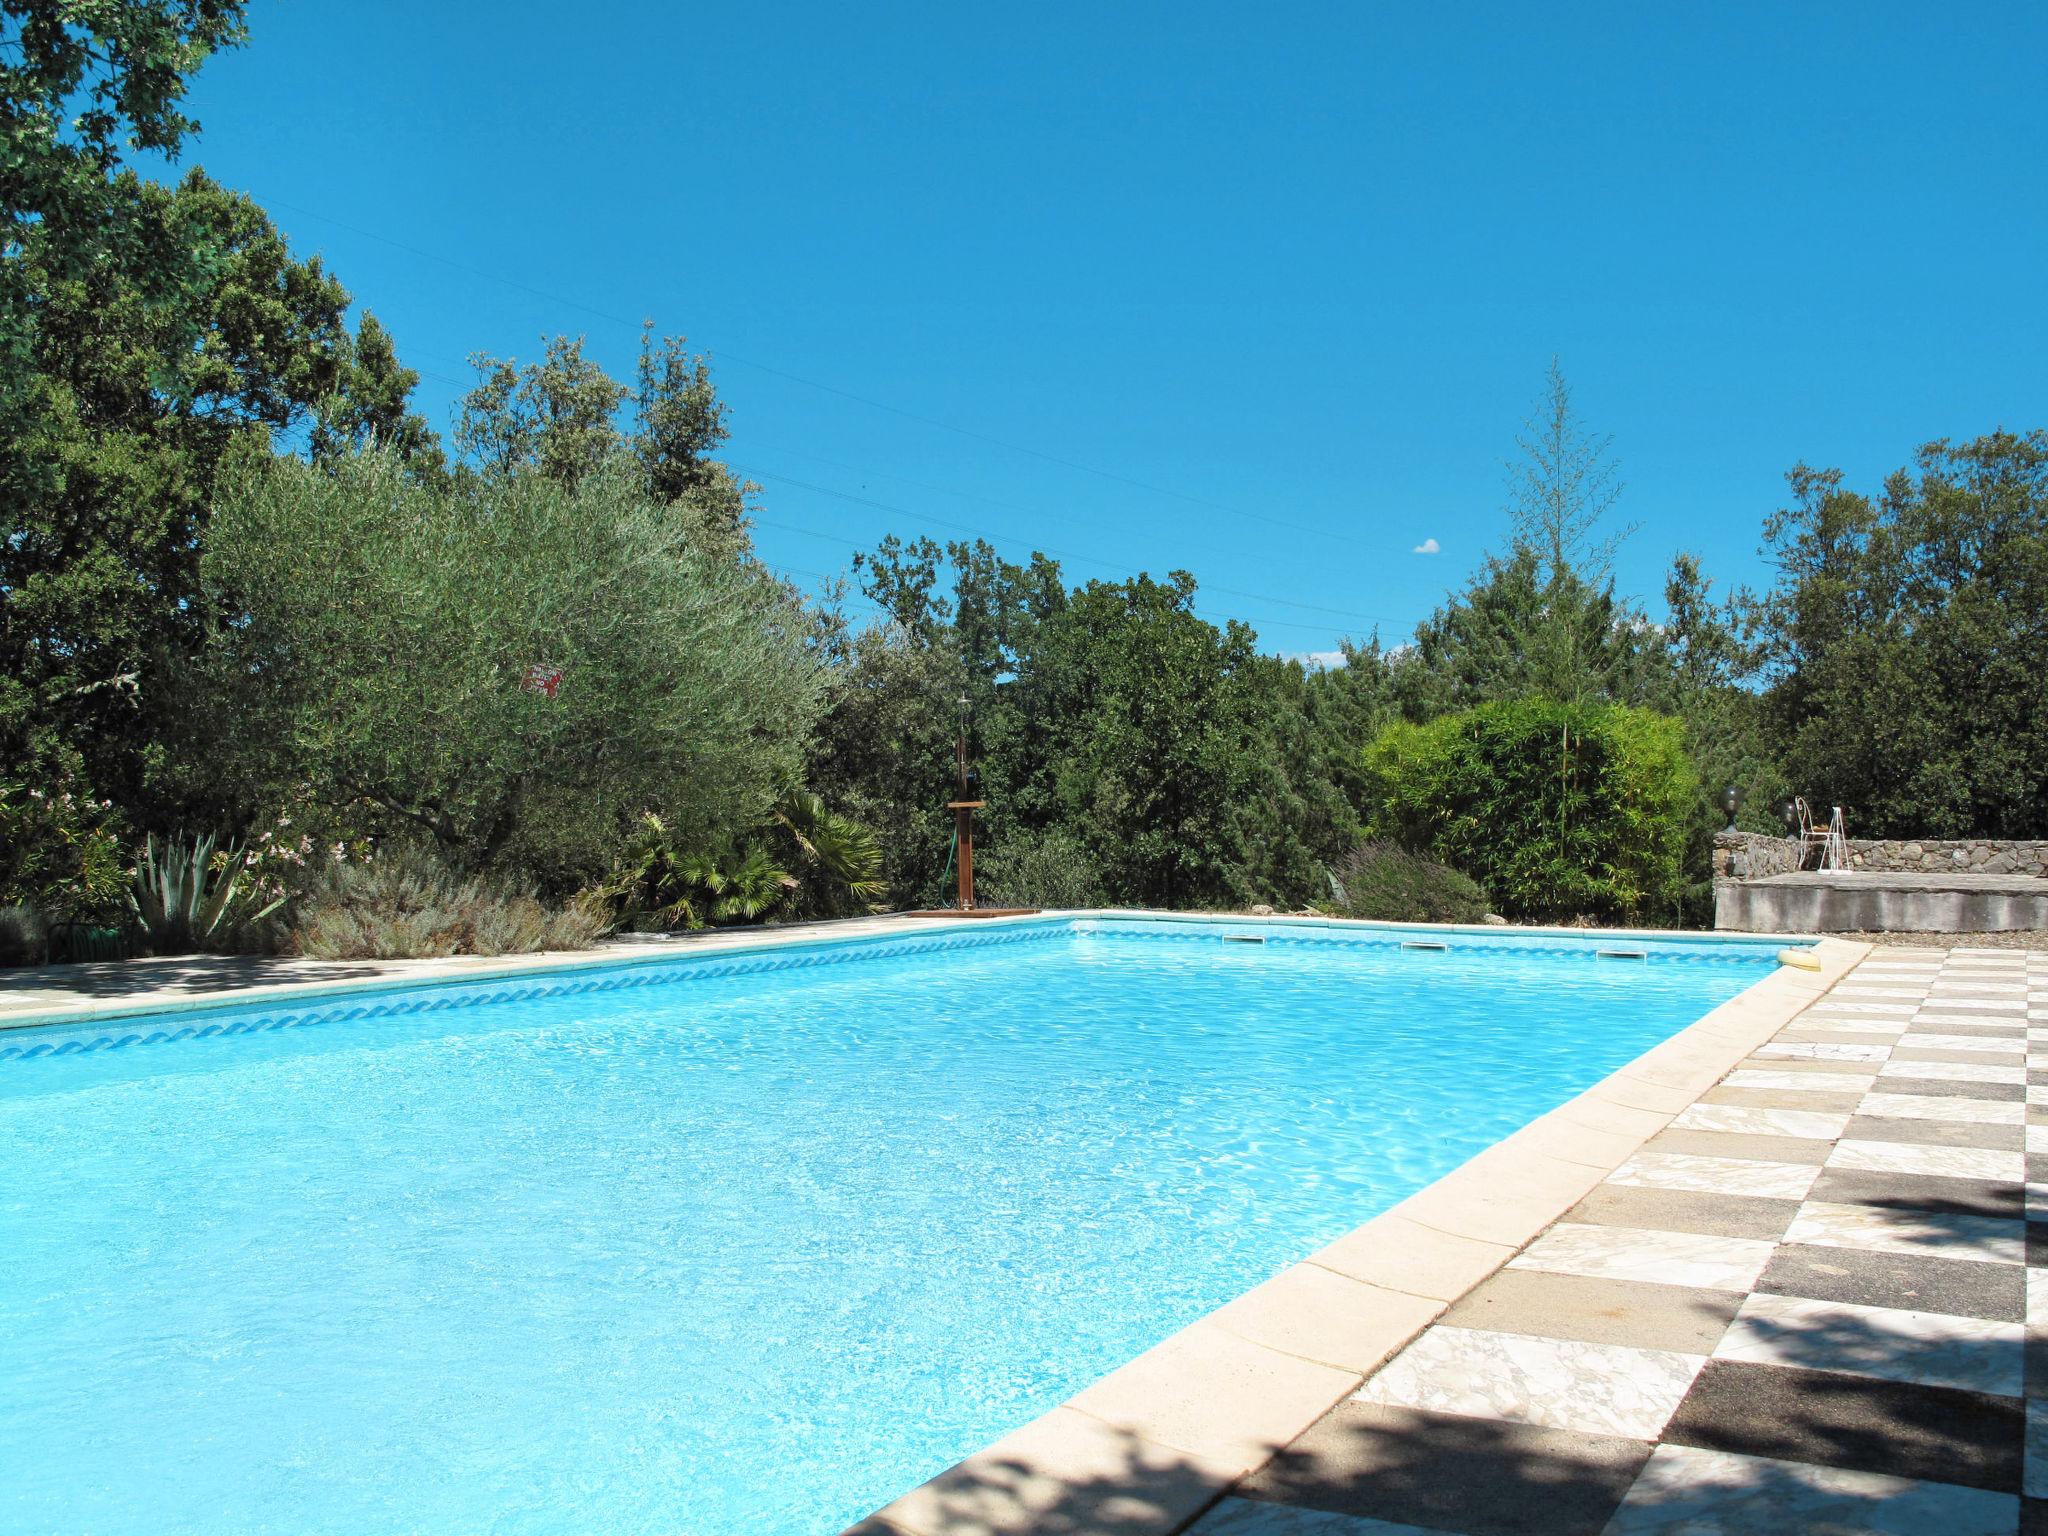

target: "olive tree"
[201,444,826,889]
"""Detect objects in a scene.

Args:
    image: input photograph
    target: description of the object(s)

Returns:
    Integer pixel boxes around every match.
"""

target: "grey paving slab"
[1440,1269,1742,1355]
[1699,1085,1867,1113]
[1638,1128,1834,1166]
[1846,1114,2028,1152]
[1806,1165,2025,1220]
[1561,1185,1800,1243]
[1897,1046,2035,1066]
[1878,1075,2029,1102]
[1758,1241,2027,1321]
[1661,1358,2024,1493]
[1237,1402,1653,1536]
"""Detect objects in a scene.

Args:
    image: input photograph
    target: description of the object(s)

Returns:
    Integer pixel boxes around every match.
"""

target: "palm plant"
[771,789,885,917]
[128,833,285,954]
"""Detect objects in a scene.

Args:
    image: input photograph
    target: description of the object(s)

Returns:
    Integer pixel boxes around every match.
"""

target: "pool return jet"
[907,692,1038,919]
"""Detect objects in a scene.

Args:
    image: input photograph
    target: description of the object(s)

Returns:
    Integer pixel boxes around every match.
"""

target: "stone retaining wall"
[1713,831,2048,880]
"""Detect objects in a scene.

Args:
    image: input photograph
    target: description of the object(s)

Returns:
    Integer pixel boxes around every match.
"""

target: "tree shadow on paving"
[843,1404,1658,1536]
[0,953,400,1001]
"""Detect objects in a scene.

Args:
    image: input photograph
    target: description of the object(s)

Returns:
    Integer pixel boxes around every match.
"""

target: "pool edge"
[0,908,1803,1035]
[846,933,1872,1536]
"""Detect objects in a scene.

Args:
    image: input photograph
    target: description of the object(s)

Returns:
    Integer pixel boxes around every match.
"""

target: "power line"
[749,512,1366,640]
[394,350,1388,631]
[736,463,1386,629]
[257,190,1383,552]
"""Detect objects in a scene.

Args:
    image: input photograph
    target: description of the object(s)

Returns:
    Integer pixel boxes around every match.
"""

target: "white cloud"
[1412,537,1441,555]
[1283,649,1348,670]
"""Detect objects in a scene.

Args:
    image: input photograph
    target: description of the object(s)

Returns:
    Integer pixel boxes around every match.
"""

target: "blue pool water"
[0,917,1782,1534]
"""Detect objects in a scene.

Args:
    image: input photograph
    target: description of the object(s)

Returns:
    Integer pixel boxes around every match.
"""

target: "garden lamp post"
[1721,785,1742,832]
[1778,796,1801,836]
[950,693,984,910]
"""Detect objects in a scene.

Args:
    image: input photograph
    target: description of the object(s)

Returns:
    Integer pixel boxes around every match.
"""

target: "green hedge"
[1360,699,1699,925]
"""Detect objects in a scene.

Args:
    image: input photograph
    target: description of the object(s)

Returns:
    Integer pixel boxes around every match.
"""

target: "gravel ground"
[1839,928,2048,951]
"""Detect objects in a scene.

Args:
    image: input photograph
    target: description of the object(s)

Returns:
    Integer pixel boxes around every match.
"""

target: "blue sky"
[160,2,2046,654]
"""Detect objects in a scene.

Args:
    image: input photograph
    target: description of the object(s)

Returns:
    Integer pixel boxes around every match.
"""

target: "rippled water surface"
[0,919,1778,1534]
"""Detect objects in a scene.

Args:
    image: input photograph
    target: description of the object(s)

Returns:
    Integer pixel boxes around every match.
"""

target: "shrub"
[1,780,127,921]
[1360,699,1699,925]
[1326,844,1488,924]
[975,829,1105,910]
[291,846,610,960]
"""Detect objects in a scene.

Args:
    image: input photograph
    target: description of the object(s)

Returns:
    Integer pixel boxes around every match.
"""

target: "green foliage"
[1,1,249,384]
[600,792,881,931]
[0,905,48,967]
[1,168,434,824]
[975,829,1105,910]
[600,814,796,931]
[0,778,127,919]
[1361,699,1700,925]
[455,330,758,553]
[291,845,609,960]
[128,832,283,954]
[1326,844,1489,924]
[1755,432,2048,837]
[199,444,825,891]
[769,789,885,919]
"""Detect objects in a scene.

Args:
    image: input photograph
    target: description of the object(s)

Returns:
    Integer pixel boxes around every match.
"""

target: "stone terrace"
[1192,945,2048,1535]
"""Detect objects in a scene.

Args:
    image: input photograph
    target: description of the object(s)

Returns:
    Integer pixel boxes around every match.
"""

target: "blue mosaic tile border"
[0,914,1791,1064]
[1072,917,1793,967]
[0,920,1072,1063]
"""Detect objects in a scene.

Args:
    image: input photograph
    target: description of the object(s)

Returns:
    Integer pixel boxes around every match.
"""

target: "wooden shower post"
[949,795,982,910]
[950,692,982,910]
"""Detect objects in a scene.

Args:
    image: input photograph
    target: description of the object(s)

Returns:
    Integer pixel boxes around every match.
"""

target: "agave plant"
[129,833,284,954]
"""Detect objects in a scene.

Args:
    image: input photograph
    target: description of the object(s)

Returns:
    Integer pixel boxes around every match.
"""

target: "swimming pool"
[0,915,1787,1534]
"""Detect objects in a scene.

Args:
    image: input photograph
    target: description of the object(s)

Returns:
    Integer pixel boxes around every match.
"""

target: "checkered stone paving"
[1188,945,2048,1535]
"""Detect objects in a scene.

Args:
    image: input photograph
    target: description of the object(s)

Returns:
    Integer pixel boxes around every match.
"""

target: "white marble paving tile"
[1825,1138,2025,1182]
[2028,1268,2048,1330]
[1755,1041,1892,1063]
[1896,1033,2026,1056]
[1728,1073,1875,1097]
[1352,1325,1704,1440]
[1608,1152,1821,1201]
[1876,1058,2027,1084]
[1723,1068,1876,1093]
[1784,1201,2025,1267]
[1669,1103,1848,1140]
[1605,1445,2017,1536]
[1714,1292,2022,1396]
[2029,1124,2048,1155]
[1794,1015,1900,1040]
[1856,1091,2024,1126]
[1508,1223,1777,1290]
[1831,986,1935,999]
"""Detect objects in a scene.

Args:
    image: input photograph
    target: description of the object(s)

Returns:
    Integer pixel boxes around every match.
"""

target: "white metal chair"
[1793,797,1848,871]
